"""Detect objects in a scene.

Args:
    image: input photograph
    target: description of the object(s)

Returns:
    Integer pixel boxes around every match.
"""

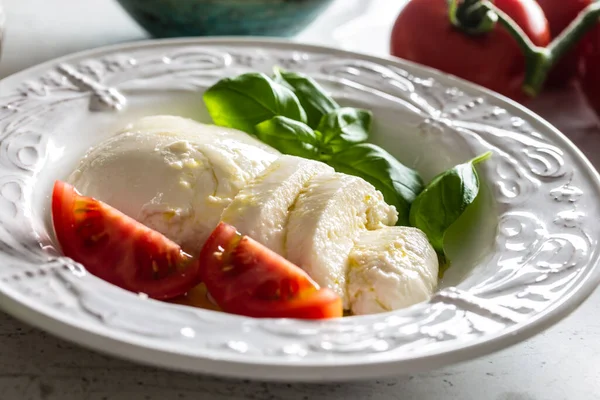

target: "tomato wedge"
[52,181,202,299]
[199,222,343,319]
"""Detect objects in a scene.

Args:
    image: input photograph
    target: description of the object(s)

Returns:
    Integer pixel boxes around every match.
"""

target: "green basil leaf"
[317,107,371,153]
[409,152,492,256]
[255,116,320,159]
[203,72,307,134]
[327,143,424,225]
[273,67,339,128]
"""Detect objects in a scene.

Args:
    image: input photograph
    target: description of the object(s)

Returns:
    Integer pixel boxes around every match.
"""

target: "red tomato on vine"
[580,26,600,114]
[536,0,593,85]
[390,0,551,100]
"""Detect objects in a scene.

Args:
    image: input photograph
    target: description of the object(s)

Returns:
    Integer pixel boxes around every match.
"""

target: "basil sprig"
[203,68,423,223]
[273,67,339,128]
[203,72,306,134]
[203,68,491,266]
[409,152,492,262]
[318,108,372,153]
[255,116,320,160]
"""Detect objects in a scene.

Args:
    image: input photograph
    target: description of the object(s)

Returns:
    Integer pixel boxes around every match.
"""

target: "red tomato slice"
[226,287,343,320]
[199,222,343,319]
[52,180,202,299]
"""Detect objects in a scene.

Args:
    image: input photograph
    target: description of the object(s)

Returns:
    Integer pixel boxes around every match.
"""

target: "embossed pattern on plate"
[0,39,598,381]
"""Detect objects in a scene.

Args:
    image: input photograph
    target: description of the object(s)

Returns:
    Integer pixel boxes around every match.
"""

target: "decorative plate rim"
[0,37,598,381]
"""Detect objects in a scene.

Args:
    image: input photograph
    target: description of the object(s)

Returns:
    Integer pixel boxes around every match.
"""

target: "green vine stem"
[449,0,499,34]
[449,0,600,97]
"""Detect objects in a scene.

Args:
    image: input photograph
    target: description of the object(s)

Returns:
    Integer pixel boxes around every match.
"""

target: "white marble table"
[0,0,599,399]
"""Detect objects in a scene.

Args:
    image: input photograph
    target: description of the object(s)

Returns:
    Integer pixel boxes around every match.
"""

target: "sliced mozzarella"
[121,115,281,155]
[69,115,279,253]
[220,155,334,254]
[285,173,398,306]
[347,226,438,315]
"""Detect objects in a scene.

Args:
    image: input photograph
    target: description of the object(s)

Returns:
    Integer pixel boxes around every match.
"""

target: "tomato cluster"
[390,0,600,115]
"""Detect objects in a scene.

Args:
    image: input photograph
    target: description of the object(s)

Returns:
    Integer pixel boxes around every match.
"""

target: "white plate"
[0,38,598,382]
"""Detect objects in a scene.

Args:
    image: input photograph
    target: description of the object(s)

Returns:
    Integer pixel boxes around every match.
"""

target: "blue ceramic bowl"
[116,0,334,38]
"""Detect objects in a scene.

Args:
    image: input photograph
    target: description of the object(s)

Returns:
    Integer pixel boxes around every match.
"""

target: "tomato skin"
[580,26,600,115]
[199,222,343,319]
[390,0,551,100]
[537,0,591,36]
[536,0,592,86]
[52,181,202,299]
[225,288,343,320]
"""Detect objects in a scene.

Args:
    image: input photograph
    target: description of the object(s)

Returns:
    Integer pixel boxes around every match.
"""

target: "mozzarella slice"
[347,227,439,315]
[121,115,281,155]
[285,173,398,306]
[220,155,334,254]
[69,115,279,253]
